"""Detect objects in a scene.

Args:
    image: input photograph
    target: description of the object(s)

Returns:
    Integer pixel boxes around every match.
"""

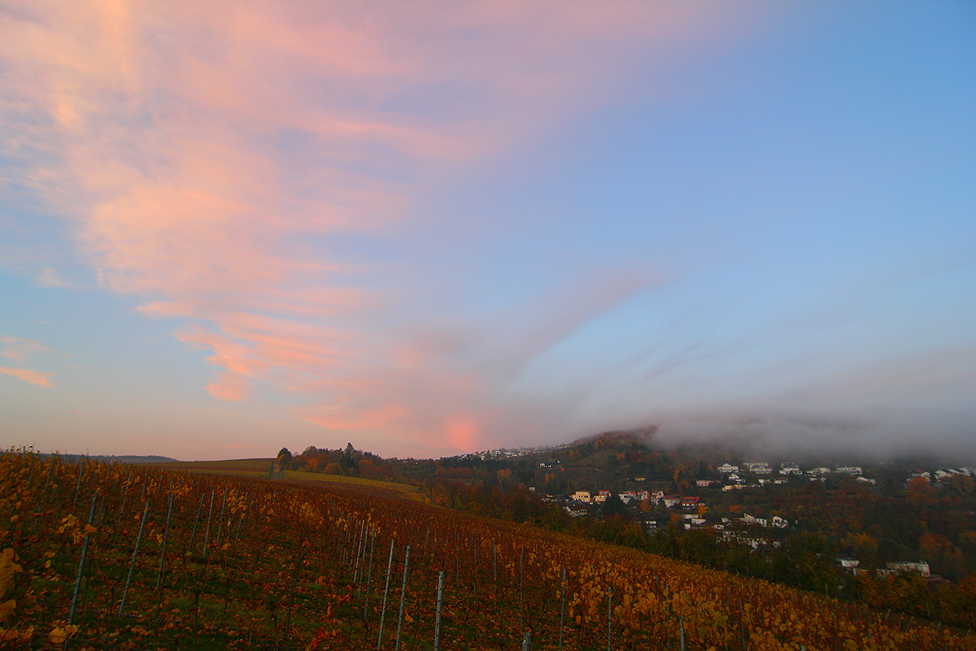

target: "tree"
[324,462,343,475]
[277,448,293,466]
[907,476,938,507]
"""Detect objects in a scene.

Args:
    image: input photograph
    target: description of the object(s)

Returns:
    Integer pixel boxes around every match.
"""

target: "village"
[533,460,975,577]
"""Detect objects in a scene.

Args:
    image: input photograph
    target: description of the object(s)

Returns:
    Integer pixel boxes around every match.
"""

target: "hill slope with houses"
[276,429,976,627]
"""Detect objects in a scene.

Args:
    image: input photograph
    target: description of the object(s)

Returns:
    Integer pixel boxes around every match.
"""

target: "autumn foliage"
[0,449,972,650]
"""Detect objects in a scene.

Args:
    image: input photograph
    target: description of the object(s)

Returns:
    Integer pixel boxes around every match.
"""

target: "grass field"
[151,458,425,502]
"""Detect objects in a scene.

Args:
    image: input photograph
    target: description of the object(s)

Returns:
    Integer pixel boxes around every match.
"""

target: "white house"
[886,561,931,578]
[718,463,739,473]
[618,491,638,505]
[744,462,772,474]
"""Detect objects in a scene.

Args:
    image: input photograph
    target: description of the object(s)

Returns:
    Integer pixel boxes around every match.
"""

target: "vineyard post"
[26,451,37,486]
[519,546,525,633]
[471,533,477,598]
[364,528,377,621]
[72,458,85,512]
[117,473,130,524]
[679,615,685,651]
[187,491,206,557]
[156,489,175,591]
[522,630,531,651]
[202,488,215,559]
[118,499,150,618]
[352,520,361,577]
[559,566,566,651]
[377,540,395,651]
[234,493,249,543]
[354,519,365,580]
[493,540,498,614]
[434,570,445,651]
[32,458,57,535]
[214,487,228,547]
[607,586,613,651]
[394,544,410,651]
[47,456,61,507]
[358,524,370,601]
[359,522,371,584]
[359,521,370,583]
[739,598,745,651]
[68,492,98,626]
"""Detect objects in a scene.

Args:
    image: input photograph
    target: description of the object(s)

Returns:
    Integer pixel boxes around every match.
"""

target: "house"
[744,462,772,474]
[742,514,768,527]
[771,516,788,529]
[835,466,862,475]
[662,496,681,508]
[696,479,717,488]
[639,518,661,534]
[780,464,802,475]
[681,496,702,511]
[837,558,860,570]
[886,561,931,578]
[618,491,638,505]
[594,490,611,503]
[718,463,739,473]
[571,491,591,503]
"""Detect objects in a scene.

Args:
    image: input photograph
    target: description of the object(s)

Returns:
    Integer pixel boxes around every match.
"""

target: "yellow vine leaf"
[48,624,78,644]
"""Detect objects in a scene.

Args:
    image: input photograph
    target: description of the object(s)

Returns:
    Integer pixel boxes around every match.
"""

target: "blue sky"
[1,2,973,460]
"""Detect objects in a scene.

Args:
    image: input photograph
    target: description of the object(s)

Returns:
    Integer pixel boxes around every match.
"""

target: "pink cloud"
[0,336,50,361]
[1,0,770,453]
[0,366,54,387]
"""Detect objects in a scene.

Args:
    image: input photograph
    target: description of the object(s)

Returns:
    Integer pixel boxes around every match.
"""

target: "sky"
[1,1,974,461]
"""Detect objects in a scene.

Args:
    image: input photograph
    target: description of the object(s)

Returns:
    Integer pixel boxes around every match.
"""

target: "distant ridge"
[35,453,180,464]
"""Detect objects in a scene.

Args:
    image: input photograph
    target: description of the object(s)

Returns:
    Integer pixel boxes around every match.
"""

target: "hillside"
[275,432,976,626]
[1,450,972,650]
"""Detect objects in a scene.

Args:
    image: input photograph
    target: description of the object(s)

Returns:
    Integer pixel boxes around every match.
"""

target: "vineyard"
[0,449,973,650]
